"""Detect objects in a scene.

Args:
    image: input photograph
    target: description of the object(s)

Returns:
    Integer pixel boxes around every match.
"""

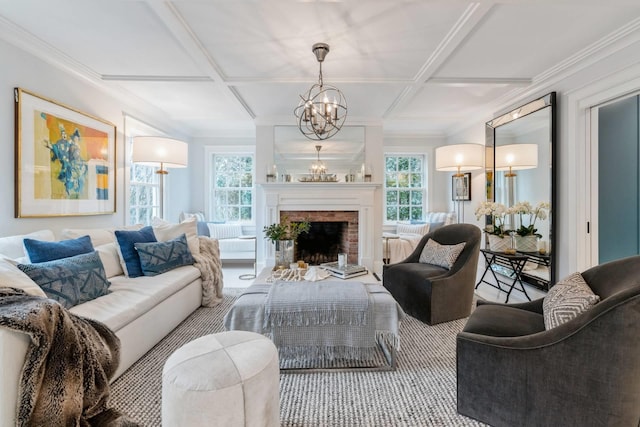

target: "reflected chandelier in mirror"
[274,126,365,182]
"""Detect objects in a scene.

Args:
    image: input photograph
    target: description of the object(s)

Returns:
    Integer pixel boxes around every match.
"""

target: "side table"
[238,236,257,280]
[476,249,531,303]
[382,234,400,265]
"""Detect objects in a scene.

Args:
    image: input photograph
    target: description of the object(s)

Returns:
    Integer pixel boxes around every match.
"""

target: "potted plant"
[263,216,310,268]
[510,201,550,252]
[474,201,512,252]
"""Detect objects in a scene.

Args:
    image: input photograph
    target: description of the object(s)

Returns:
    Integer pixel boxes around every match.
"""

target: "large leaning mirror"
[274,126,365,181]
[486,92,556,289]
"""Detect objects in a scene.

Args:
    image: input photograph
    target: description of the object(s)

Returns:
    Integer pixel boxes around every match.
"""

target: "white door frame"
[571,70,640,271]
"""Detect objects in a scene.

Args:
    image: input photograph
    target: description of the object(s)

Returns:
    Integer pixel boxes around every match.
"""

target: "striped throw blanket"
[264,280,376,361]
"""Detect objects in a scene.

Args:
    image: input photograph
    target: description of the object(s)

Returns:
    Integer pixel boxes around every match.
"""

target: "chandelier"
[294,43,347,140]
[310,145,327,179]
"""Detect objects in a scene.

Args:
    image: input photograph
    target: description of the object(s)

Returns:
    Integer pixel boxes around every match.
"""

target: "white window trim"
[383,150,429,225]
[204,145,256,224]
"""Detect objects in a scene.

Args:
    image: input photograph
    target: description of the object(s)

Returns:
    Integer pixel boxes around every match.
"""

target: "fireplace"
[261,183,379,269]
[296,222,346,265]
[281,210,358,265]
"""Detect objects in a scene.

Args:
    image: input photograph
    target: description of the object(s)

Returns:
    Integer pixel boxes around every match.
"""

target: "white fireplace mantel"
[260,182,381,269]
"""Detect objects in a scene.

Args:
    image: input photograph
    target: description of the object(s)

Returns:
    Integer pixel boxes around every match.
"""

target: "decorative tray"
[297,174,338,182]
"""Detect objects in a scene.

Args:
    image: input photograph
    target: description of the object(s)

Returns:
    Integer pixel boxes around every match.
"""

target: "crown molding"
[0,15,193,136]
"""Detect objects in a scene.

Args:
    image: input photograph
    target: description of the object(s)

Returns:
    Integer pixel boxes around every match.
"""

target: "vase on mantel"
[515,235,538,252]
[487,234,511,252]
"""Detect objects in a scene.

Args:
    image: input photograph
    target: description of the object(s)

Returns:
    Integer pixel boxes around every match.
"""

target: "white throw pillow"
[0,255,47,297]
[152,217,200,256]
[207,224,243,240]
[396,223,430,236]
[95,242,124,278]
[0,230,55,260]
[60,224,143,247]
[543,272,600,330]
[418,239,465,270]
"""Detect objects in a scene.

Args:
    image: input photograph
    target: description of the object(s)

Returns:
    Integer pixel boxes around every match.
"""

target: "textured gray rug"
[109,289,484,426]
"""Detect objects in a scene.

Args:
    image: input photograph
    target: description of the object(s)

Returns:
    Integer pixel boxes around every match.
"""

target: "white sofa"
[207,224,255,262]
[0,227,207,427]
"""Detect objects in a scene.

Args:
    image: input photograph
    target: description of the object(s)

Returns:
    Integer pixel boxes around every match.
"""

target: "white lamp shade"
[435,144,484,172]
[495,144,538,171]
[132,136,188,168]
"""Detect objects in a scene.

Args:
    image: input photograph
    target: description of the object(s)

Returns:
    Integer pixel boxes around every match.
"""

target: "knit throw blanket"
[0,288,138,427]
[193,237,224,307]
[264,281,376,361]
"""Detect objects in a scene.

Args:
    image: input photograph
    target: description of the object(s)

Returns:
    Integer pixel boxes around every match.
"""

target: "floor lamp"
[495,144,538,228]
[132,136,188,219]
[435,144,484,224]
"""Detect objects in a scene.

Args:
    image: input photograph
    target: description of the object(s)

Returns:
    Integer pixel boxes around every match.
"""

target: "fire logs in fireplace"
[296,222,346,265]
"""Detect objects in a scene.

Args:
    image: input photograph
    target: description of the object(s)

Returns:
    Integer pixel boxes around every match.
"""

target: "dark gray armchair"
[457,255,640,426]
[383,224,481,325]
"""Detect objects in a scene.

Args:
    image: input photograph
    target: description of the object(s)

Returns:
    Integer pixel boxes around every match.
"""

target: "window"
[211,153,254,222]
[129,156,159,225]
[384,154,426,222]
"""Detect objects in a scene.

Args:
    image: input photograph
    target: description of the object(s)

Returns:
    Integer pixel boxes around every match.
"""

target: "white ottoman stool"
[162,331,280,427]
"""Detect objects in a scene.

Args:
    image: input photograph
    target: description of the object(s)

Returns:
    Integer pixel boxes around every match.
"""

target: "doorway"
[590,92,640,264]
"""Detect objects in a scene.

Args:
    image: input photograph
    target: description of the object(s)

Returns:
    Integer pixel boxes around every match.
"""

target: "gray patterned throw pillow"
[419,239,466,270]
[17,251,110,309]
[543,272,600,330]
[134,233,195,276]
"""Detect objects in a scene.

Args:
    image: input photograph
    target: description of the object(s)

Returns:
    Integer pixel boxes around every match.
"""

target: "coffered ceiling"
[1,1,639,138]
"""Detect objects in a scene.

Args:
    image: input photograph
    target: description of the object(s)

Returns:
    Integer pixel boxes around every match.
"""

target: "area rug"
[109,288,484,426]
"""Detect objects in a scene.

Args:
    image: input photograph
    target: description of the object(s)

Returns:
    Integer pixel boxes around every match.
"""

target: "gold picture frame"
[14,88,116,217]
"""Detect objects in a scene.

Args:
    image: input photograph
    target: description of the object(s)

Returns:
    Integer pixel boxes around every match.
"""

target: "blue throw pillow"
[17,251,110,309]
[115,226,157,278]
[134,233,195,276]
[196,221,210,237]
[24,235,94,263]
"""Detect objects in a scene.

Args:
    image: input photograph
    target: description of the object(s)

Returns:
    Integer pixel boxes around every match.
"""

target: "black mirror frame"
[485,91,557,287]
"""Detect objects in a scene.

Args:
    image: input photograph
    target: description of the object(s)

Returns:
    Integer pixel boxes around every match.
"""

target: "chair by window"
[382,224,481,325]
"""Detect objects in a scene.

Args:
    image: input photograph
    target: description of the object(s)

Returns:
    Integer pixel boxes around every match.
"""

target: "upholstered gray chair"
[383,223,481,325]
[457,255,640,426]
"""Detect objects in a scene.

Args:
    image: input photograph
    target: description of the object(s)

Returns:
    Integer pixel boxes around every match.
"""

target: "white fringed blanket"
[264,281,375,361]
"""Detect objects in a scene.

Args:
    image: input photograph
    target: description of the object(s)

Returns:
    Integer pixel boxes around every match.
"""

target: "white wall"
[0,39,191,237]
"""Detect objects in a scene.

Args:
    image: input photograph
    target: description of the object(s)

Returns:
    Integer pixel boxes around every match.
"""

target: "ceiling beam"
[382,2,495,118]
[144,0,256,119]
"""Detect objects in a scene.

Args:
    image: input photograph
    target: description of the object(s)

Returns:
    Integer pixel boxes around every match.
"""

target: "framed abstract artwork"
[14,88,116,217]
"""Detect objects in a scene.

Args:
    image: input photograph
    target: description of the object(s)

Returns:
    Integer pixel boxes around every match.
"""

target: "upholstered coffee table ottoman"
[224,281,404,371]
[162,331,279,427]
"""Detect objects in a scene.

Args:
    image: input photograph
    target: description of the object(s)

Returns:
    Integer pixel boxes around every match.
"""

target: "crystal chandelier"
[294,43,347,140]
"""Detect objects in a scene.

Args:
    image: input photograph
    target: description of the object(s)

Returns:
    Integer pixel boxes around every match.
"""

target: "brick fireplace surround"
[261,183,379,269]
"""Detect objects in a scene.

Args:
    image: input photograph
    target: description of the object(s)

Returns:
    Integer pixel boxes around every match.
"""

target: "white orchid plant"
[474,201,510,237]
[510,201,550,237]
[475,200,550,238]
